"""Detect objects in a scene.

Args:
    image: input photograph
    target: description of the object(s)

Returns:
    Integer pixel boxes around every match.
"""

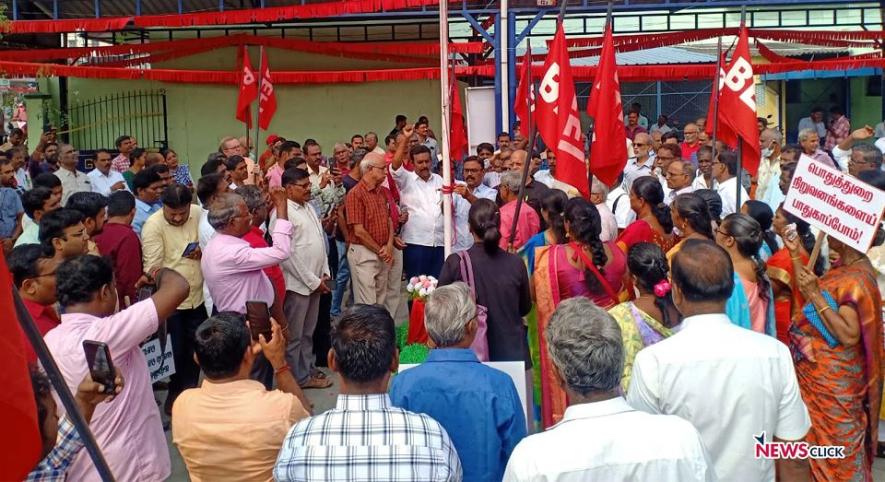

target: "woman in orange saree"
[766,206,823,345]
[790,231,883,481]
[616,176,677,254]
[534,198,630,428]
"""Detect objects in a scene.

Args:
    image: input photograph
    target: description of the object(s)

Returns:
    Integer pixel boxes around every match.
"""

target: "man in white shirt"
[87,150,127,196]
[664,160,695,205]
[622,133,655,192]
[713,150,749,216]
[452,157,496,252]
[606,175,635,231]
[692,145,718,190]
[754,128,783,201]
[275,167,332,390]
[831,125,880,175]
[650,114,673,135]
[590,177,618,242]
[390,126,446,280]
[54,144,91,206]
[797,107,826,140]
[365,132,387,156]
[505,297,714,482]
[533,150,580,198]
[628,240,811,482]
[760,145,799,212]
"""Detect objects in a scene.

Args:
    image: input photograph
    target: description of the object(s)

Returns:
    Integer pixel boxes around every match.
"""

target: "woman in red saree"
[766,205,823,345]
[533,198,630,428]
[789,230,883,481]
[617,176,677,254]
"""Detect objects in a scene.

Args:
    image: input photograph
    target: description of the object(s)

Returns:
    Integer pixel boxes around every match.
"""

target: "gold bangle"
[817,305,832,316]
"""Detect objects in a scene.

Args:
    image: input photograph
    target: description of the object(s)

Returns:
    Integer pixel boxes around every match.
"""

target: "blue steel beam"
[461,11,496,44]
[494,12,503,134]
[515,9,550,46]
[508,11,518,132]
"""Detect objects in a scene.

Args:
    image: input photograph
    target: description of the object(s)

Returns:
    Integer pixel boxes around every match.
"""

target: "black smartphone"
[182,241,200,257]
[136,286,154,304]
[82,340,116,388]
[245,300,272,341]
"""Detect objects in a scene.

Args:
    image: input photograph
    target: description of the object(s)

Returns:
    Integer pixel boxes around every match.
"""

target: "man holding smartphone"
[275,167,332,390]
[141,184,204,414]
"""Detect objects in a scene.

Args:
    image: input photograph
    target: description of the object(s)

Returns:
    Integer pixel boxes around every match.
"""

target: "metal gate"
[578,80,712,133]
[66,89,168,152]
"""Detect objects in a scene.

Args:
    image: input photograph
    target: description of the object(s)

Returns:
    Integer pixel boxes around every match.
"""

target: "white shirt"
[596,203,618,242]
[650,124,673,135]
[627,313,811,482]
[830,145,852,174]
[665,185,695,205]
[876,137,885,155]
[55,166,92,206]
[692,172,718,190]
[198,208,216,317]
[535,170,580,198]
[716,176,748,217]
[391,165,444,247]
[273,199,330,295]
[451,182,475,253]
[503,397,715,482]
[87,168,128,196]
[797,116,826,139]
[15,167,31,191]
[471,183,498,202]
[372,146,387,156]
[605,186,635,229]
[483,171,502,189]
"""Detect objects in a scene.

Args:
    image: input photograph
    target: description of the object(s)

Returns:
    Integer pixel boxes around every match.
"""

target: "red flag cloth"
[717,27,761,176]
[514,42,534,138]
[0,254,42,480]
[235,46,258,128]
[535,22,589,197]
[585,22,627,188]
[450,75,468,162]
[704,52,738,147]
[258,47,277,130]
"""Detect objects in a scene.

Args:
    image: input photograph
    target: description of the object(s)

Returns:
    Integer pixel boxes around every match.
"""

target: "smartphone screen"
[182,241,200,257]
[82,340,116,388]
[245,300,272,340]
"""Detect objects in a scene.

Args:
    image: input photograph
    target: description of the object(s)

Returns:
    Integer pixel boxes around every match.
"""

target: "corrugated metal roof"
[519,45,717,65]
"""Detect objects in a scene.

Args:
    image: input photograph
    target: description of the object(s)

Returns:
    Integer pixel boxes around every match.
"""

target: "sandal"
[300,376,332,389]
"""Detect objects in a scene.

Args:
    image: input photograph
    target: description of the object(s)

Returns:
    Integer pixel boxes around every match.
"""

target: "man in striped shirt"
[274,304,462,482]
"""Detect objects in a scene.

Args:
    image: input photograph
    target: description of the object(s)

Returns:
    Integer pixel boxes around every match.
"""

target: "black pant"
[166,305,206,409]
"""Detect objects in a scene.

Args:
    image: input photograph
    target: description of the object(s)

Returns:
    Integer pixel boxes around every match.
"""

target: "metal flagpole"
[735,7,746,210]
[254,46,263,162]
[440,0,453,258]
[711,36,722,162]
[13,289,116,481]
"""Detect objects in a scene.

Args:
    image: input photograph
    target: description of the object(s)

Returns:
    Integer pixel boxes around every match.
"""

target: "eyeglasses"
[634,143,648,147]
[293,182,312,189]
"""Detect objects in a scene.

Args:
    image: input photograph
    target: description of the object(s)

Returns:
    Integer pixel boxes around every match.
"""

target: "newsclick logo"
[754,432,845,460]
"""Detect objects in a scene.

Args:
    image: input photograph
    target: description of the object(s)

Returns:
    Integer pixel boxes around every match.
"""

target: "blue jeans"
[331,239,351,317]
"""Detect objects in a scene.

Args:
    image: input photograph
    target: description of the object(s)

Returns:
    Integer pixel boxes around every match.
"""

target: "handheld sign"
[784,155,885,253]
[141,334,176,383]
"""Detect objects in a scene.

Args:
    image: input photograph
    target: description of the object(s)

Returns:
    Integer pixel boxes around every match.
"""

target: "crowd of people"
[5,106,885,481]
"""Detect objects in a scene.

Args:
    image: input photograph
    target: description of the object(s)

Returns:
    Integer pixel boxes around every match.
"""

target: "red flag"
[450,74,468,162]
[704,52,737,147]
[235,46,258,128]
[717,26,760,175]
[585,21,628,188]
[535,22,589,197]
[258,47,277,130]
[0,254,42,480]
[514,42,534,138]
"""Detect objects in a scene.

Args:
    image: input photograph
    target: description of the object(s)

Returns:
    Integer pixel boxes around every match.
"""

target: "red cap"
[265,134,281,146]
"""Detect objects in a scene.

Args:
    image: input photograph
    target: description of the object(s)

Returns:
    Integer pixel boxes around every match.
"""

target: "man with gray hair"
[390,282,525,481]
[590,176,618,242]
[201,189,293,315]
[504,297,714,481]
[754,128,783,203]
[498,170,540,251]
[798,127,837,168]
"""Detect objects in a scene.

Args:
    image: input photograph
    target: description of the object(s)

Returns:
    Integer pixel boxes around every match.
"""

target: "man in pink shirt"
[497,171,540,252]
[265,141,300,189]
[43,255,189,481]
[201,189,293,314]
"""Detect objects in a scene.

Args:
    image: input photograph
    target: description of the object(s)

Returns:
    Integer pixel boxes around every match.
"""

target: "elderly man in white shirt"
[54,143,91,205]
[504,297,714,482]
[605,177,635,232]
[274,167,332,390]
[390,125,447,279]
[590,176,618,242]
[622,132,655,192]
[664,160,695,205]
[87,150,128,196]
[797,108,827,140]
[628,239,811,482]
[712,150,749,217]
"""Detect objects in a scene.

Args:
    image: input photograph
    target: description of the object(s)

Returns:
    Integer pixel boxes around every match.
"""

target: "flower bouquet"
[405,275,438,345]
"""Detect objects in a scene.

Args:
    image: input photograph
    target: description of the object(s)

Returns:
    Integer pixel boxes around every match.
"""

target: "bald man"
[664,160,695,205]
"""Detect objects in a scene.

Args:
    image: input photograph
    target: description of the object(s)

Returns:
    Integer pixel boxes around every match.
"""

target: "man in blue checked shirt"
[274,304,462,482]
[390,282,526,482]
[26,367,123,482]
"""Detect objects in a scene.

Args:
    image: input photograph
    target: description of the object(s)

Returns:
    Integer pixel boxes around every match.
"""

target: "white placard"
[466,86,496,154]
[141,334,175,383]
[784,155,885,253]
[399,360,529,429]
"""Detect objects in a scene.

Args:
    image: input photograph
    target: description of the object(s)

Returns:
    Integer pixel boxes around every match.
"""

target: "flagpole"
[13,288,116,482]
[711,36,722,161]
[735,7,746,210]
[440,0,453,259]
[254,46,263,165]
